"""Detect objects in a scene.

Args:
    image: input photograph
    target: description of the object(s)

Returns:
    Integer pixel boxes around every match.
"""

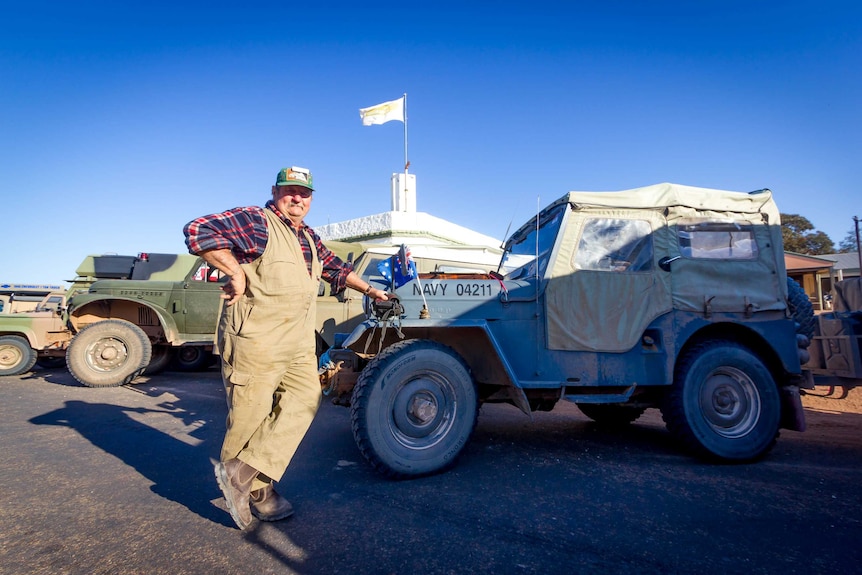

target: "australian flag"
[376,244,417,290]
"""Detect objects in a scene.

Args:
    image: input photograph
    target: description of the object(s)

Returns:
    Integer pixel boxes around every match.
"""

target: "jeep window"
[678,220,758,260]
[192,263,226,282]
[574,218,653,272]
[501,203,567,279]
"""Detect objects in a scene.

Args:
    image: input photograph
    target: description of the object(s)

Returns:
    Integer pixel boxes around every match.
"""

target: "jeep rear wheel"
[0,335,37,376]
[66,320,152,388]
[351,339,478,478]
[661,340,780,461]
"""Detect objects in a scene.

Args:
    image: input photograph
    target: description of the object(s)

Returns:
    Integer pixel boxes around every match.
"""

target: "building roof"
[315,210,502,250]
[784,252,835,273]
[818,252,861,272]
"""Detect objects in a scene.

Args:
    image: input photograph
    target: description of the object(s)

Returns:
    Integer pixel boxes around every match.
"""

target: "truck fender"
[68,296,180,342]
[342,319,534,417]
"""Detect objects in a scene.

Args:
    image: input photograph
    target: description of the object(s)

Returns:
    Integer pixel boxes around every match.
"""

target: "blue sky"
[2,1,860,286]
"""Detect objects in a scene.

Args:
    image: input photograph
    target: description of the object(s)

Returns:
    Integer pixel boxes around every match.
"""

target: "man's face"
[272,185,312,224]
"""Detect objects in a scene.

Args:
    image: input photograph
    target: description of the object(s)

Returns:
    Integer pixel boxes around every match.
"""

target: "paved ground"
[1,367,860,575]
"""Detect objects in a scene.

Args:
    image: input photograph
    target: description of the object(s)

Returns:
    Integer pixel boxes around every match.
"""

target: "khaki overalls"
[217,208,323,490]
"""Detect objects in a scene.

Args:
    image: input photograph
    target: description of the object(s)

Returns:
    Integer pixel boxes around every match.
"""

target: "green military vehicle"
[320,183,815,478]
[0,284,64,314]
[0,285,68,376]
[65,253,224,387]
[63,245,500,388]
[0,254,195,378]
[0,258,152,377]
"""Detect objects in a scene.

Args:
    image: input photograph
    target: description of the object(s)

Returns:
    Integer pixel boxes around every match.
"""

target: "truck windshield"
[499,203,567,280]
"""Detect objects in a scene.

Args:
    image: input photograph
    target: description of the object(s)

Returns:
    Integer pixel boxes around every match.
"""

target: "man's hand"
[368,287,389,301]
[221,270,246,306]
[199,249,245,306]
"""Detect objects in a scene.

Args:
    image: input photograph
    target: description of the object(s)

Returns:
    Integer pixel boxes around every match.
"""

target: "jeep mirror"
[659,255,680,272]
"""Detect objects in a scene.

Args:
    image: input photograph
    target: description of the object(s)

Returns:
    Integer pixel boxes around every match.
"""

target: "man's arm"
[184,206,269,306]
[343,270,388,301]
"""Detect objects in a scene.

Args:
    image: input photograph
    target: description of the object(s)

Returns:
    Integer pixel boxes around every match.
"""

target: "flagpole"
[403,92,409,175]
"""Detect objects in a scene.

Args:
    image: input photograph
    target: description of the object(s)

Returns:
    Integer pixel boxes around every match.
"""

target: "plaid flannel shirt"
[183,200,352,292]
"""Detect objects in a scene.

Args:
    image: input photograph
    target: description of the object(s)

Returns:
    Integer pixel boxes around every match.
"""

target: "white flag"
[359,96,405,126]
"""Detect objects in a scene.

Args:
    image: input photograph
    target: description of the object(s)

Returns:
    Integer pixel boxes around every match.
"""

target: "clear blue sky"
[2,1,859,286]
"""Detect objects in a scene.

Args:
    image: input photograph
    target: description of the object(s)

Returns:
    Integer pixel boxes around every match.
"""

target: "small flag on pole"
[359,96,405,126]
[376,244,417,290]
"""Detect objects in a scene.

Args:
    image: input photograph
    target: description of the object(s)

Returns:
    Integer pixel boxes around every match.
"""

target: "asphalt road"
[1,367,860,575]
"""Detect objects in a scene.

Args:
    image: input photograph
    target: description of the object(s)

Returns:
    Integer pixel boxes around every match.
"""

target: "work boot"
[214,458,258,531]
[250,484,294,521]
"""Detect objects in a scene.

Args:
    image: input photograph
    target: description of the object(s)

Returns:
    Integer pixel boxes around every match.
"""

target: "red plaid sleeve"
[183,206,269,264]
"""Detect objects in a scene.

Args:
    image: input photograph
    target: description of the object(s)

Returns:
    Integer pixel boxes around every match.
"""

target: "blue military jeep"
[322,183,812,478]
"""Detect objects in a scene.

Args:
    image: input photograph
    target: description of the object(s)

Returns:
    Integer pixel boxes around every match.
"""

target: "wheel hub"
[700,368,760,438]
[408,393,439,425]
[390,374,454,446]
[0,346,21,367]
[88,338,128,371]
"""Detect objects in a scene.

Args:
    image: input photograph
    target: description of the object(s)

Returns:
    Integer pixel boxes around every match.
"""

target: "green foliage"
[780,213,835,255]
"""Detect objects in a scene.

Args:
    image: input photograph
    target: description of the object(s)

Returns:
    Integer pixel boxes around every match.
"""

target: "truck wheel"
[172,346,212,371]
[786,277,815,343]
[661,340,780,462]
[66,320,152,388]
[0,335,37,376]
[577,403,647,426]
[351,339,478,478]
[143,345,174,375]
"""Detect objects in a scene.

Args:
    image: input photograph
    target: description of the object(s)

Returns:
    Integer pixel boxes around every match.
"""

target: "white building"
[316,173,503,270]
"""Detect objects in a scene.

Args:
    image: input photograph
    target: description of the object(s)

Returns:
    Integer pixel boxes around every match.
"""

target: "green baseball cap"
[275,166,314,191]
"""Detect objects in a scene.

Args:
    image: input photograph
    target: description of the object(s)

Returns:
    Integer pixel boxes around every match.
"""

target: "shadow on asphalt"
[28,370,234,529]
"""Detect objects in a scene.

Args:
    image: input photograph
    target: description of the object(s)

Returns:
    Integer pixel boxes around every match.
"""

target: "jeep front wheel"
[66,320,152,388]
[351,339,479,478]
[0,335,37,376]
[661,340,780,461]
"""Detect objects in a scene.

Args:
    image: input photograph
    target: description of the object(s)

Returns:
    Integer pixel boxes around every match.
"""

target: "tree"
[780,213,835,255]
[838,228,860,253]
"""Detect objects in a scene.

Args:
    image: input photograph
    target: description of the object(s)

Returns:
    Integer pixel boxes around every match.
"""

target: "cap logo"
[284,167,309,184]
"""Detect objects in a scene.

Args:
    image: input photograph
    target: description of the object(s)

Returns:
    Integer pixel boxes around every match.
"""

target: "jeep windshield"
[499,203,567,280]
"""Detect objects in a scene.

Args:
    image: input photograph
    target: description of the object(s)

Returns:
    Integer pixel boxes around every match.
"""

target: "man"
[183,166,387,530]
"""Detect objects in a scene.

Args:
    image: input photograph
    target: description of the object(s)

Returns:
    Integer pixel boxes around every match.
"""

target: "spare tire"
[786,277,815,343]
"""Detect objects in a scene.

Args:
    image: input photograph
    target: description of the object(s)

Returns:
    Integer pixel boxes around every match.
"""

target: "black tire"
[350,339,478,478]
[661,340,780,462]
[786,277,815,343]
[0,335,37,376]
[36,356,66,370]
[66,320,152,388]
[171,346,212,371]
[143,345,174,375]
[577,403,647,426]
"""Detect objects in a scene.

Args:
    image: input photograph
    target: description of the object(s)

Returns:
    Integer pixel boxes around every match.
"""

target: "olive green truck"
[1,245,500,387]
